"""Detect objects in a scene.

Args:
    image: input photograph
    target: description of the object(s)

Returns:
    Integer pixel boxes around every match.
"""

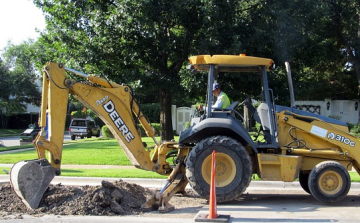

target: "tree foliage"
[34,0,264,140]
[29,0,360,136]
[322,0,360,88]
[232,0,360,102]
[0,40,42,128]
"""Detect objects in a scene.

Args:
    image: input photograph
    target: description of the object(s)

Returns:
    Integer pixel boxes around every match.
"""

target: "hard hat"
[213,83,221,90]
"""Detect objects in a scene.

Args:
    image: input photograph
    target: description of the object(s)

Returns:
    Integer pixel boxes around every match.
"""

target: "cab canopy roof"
[189,54,274,72]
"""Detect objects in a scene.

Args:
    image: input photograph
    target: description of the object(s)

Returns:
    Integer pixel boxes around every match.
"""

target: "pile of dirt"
[0,180,206,220]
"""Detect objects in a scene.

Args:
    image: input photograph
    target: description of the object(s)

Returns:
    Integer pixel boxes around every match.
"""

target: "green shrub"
[71,110,86,118]
[138,123,161,136]
[349,123,360,135]
[138,103,160,123]
[254,122,261,132]
[153,123,161,135]
[184,122,190,129]
[101,123,160,138]
[102,125,114,138]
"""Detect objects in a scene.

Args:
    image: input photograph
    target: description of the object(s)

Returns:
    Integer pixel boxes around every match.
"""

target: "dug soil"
[0,180,207,220]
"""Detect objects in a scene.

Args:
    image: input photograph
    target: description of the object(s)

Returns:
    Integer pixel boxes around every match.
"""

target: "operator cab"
[180,54,278,151]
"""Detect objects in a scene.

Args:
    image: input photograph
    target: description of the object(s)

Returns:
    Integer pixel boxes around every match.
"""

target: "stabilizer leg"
[141,161,188,213]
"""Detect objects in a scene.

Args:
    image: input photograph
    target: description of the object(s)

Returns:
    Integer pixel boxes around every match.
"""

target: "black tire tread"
[185,135,252,203]
[308,161,350,203]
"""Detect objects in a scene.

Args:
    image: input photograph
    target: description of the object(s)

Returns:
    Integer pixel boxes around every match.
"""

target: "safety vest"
[219,92,230,109]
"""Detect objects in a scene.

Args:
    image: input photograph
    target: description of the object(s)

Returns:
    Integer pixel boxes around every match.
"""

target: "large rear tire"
[185,136,252,203]
[308,161,350,203]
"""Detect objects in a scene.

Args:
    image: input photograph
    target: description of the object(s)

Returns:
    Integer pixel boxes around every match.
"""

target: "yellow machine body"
[11,54,360,210]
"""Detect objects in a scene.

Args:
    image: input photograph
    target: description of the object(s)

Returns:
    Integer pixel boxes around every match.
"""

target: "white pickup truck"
[69,118,101,140]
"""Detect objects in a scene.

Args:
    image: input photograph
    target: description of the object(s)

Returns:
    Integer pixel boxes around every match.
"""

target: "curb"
[0,163,136,169]
[2,174,360,190]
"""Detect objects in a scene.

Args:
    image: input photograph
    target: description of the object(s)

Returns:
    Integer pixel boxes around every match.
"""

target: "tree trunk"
[159,88,174,142]
[0,114,10,129]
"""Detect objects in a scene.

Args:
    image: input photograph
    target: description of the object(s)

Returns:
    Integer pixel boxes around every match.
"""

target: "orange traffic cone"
[194,150,230,222]
[208,150,218,219]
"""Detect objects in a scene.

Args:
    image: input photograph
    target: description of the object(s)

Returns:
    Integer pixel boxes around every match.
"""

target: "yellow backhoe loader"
[10,55,360,213]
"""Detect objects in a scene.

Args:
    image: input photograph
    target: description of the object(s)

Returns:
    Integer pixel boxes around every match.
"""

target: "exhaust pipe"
[285,61,296,108]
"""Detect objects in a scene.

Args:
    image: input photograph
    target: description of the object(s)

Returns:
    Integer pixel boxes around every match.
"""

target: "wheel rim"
[201,152,237,187]
[318,170,343,195]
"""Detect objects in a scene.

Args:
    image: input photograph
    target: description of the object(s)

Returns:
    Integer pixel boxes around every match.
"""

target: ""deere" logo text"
[103,100,135,143]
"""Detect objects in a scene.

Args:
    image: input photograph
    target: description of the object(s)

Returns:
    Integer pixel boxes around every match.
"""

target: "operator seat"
[212,101,242,120]
[226,101,240,110]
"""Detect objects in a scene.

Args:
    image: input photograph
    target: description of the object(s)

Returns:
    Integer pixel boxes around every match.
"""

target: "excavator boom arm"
[10,62,185,210]
[36,62,159,171]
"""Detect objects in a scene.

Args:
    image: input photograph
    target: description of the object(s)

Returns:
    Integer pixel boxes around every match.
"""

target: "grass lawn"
[0,138,153,165]
[0,129,23,137]
[0,144,35,152]
[0,136,166,162]
[0,136,171,178]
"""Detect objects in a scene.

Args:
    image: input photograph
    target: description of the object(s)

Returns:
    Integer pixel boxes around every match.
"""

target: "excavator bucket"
[10,159,56,209]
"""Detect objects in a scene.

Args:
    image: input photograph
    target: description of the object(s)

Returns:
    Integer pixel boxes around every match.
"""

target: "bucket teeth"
[10,159,56,209]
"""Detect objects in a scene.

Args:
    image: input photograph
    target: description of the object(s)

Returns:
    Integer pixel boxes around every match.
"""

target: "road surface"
[0,133,71,147]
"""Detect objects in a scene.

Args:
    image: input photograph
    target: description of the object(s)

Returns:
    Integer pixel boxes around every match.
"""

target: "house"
[295,99,359,124]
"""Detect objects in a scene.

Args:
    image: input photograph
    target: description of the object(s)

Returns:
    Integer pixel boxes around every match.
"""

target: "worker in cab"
[211,83,230,109]
[198,83,231,111]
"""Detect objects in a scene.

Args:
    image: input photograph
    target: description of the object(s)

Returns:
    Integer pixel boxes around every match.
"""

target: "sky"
[0,0,46,50]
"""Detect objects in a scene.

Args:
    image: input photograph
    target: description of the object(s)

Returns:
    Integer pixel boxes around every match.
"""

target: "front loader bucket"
[10,159,56,209]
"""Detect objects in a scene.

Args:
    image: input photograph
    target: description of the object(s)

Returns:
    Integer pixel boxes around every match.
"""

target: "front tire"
[185,136,252,203]
[308,161,350,203]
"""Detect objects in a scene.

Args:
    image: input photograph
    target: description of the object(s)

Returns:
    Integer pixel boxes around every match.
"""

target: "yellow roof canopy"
[189,54,274,72]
